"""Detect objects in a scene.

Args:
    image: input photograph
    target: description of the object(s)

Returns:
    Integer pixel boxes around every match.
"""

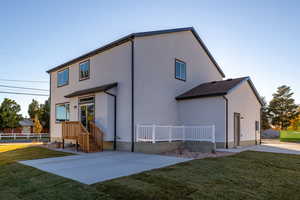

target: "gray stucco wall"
[226,81,261,145]
[178,96,226,144]
[50,42,132,142]
[134,31,223,128]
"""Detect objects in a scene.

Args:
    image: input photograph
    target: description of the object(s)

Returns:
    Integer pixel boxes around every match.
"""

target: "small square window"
[56,103,70,122]
[79,60,90,80]
[57,68,69,87]
[175,59,186,81]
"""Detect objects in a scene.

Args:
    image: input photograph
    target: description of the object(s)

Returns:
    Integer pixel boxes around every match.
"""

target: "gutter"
[104,91,117,151]
[222,96,229,149]
[130,38,135,152]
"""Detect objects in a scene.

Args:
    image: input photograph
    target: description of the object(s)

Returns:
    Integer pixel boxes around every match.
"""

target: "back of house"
[47,27,262,153]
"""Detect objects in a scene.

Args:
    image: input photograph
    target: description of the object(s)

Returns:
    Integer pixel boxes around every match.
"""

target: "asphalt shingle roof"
[176,77,249,100]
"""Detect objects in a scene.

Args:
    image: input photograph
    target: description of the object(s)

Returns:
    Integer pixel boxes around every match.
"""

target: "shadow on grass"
[0,145,74,165]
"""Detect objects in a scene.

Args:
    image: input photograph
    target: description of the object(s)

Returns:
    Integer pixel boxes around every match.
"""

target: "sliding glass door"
[79,97,95,130]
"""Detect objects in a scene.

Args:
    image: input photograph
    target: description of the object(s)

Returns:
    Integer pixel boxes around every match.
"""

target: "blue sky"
[0,0,299,116]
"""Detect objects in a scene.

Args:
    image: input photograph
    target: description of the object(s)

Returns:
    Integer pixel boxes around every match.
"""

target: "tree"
[0,98,22,129]
[261,97,270,130]
[39,98,50,130]
[268,85,299,129]
[28,99,40,119]
[288,107,300,130]
[33,114,43,133]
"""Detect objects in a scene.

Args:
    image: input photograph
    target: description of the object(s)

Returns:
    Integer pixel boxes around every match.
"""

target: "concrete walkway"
[218,140,300,155]
[19,151,191,184]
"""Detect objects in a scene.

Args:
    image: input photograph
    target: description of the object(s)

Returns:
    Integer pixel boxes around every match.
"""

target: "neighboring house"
[47,27,262,152]
[19,119,33,134]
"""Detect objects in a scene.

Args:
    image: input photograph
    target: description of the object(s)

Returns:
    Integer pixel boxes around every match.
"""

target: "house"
[47,27,262,153]
[19,119,34,134]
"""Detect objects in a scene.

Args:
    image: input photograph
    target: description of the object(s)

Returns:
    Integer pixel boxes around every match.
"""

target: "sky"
[0,0,300,116]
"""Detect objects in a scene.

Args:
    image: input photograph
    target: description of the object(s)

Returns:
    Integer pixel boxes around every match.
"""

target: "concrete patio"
[19,151,191,184]
[218,139,300,155]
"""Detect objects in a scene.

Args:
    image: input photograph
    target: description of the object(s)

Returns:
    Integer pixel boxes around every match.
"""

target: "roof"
[176,77,263,105]
[64,82,118,98]
[46,27,225,77]
[19,119,33,127]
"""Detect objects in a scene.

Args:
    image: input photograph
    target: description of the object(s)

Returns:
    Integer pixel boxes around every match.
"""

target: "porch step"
[62,121,104,153]
[88,136,102,152]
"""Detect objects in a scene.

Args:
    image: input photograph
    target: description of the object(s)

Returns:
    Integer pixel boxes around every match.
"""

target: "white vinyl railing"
[0,133,49,141]
[136,124,215,143]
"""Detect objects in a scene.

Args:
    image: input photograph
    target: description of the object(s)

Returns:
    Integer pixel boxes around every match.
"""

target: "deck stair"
[62,121,104,153]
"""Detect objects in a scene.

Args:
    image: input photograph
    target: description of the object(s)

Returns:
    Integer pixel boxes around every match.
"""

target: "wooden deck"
[62,121,104,153]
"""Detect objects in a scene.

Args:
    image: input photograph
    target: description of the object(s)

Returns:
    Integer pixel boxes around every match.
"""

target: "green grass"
[280,130,300,142]
[2,144,300,199]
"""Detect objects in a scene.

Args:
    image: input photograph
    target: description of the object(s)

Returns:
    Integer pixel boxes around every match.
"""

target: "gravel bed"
[161,149,236,159]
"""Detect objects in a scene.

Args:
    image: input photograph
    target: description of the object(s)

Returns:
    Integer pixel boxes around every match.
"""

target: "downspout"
[130,38,135,152]
[222,96,229,149]
[260,108,262,145]
[49,73,52,141]
[104,91,117,151]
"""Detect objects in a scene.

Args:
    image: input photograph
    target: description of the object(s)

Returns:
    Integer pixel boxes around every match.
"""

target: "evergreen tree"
[28,99,40,119]
[0,98,22,129]
[261,97,270,130]
[268,85,299,129]
[39,98,50,129]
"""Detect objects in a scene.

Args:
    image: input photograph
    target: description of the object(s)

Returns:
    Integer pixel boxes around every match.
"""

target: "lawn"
[280,130,300,142]
[1,144,300,200]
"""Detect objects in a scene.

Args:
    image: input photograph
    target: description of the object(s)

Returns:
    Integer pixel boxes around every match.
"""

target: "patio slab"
[19,151,191,184]
[218,141,300,155]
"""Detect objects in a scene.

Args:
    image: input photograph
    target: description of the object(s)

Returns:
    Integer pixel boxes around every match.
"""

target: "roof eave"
[64,82,118,98]
[190,27,225,78]
[46,27,225,78]
[46,34,135,73]
[176,92,227,101]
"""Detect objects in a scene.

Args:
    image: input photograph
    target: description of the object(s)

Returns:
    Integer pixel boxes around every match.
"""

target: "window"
[255,121,259,131]
[56,103,70,122]
[79,96,94,104]
[57,68,69,87]
[79,60,90,80]
[175,59,186,81]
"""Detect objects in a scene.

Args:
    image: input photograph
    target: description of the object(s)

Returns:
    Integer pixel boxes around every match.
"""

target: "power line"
[0,84,48,91]
[0,79,48,83]
[0,91,49,96]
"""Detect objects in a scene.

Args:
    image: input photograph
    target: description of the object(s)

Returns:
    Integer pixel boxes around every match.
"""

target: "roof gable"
[46,27,225,77]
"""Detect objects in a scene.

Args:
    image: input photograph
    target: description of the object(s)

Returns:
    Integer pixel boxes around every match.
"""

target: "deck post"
[152,124,156,143]
[168,126,172,142]
[62,139,65,149]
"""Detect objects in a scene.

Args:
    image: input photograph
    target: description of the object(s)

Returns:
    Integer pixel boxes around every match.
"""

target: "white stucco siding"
[178,97,226,143]
[134,31,223,126]
[50,42,132,142]
[226,81,261,143]
[95,92,115,141]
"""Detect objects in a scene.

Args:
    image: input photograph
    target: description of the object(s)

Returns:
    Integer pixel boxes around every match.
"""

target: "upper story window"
[55,103,70,122]
[175,59,186,81]
[57,68,69,87]
[79,60,90,80]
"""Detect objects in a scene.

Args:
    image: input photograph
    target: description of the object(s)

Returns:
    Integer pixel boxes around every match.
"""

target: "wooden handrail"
[89,121,104,151]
